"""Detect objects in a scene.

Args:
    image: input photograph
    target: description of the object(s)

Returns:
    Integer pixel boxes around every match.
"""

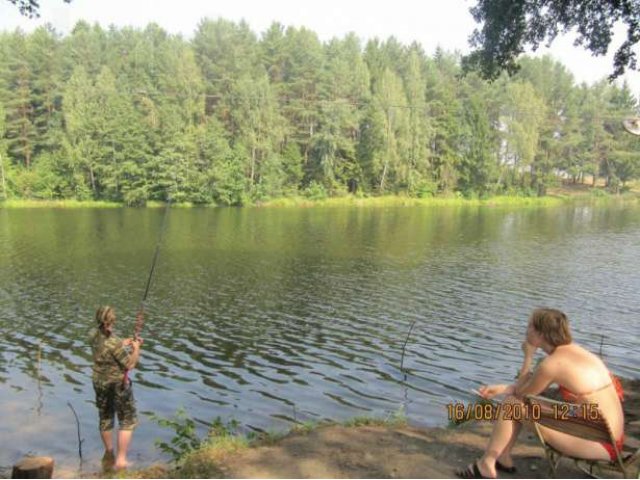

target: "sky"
[1,0,639,96]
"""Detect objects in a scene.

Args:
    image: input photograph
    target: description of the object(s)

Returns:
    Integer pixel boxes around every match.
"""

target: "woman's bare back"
[546,344,624,437]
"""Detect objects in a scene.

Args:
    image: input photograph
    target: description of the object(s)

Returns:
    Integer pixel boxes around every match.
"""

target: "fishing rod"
[123,194,172,386]
[400,318,419,380]
[133,194,172,340]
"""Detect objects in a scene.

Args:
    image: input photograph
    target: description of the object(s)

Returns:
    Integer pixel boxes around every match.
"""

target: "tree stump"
[11,457,54,479]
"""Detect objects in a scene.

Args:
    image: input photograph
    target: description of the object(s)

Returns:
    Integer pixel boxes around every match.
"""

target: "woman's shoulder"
[551,343,609,375]
[104,334,124,350]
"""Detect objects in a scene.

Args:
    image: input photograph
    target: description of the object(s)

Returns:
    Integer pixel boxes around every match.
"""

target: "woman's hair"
[530,308,572,347]
[95,306,116,334]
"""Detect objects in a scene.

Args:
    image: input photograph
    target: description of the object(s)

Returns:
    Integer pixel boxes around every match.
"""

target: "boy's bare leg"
[115,429,133,469]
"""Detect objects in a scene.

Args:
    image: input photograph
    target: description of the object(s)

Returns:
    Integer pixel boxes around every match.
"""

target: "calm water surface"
[1,204,639,476]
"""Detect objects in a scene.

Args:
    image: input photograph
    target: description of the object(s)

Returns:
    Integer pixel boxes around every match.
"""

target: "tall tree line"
[0,20,638,205]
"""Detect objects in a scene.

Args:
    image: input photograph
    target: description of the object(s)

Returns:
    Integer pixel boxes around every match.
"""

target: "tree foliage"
[0,20,638,204]
[465,0,640,80]
[6,0,72,18]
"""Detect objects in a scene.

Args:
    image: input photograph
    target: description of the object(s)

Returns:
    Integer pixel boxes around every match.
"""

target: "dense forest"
[0,19,639,205]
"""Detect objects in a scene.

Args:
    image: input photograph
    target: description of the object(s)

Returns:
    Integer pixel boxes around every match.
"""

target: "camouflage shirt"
[91,329,131,384]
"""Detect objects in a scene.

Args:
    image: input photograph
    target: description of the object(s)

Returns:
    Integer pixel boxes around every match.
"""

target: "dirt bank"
[126,378,639,479]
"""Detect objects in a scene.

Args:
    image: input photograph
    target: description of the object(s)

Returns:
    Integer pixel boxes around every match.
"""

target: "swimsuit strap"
[577,371,625,400]
[558,381,611,400]
[573,381,613,398]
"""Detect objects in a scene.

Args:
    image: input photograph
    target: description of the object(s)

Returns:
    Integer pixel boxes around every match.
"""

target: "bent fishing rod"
[133,194,172,340]
[123,195,171,386]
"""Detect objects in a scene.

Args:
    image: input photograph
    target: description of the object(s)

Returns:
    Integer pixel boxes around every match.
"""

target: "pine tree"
[403,48,430,195]
[62,65,98,197]
[4,30,35,168]
[27,25,64,156]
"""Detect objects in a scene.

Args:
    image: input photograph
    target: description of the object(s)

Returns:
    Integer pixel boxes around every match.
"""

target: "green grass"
[257,193,569,208]
[0,198,121,208]
[247,428,289,445]
[342,407,408,428]
[131,412,411,478]
[145,200,200,208]
[2,191,639,210]
[0,198,209,209]
[291,420,323,434]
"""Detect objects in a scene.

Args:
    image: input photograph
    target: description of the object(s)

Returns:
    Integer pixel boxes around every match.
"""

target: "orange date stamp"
[447,402,541,422]
[446,402,601,422]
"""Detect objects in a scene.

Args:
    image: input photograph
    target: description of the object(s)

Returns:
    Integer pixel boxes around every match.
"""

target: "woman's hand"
[123,337,143,348]
[521,340,537,358]
[478,384,514,399]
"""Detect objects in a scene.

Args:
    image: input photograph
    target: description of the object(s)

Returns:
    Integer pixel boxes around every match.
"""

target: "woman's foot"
[456,460,495,479]
[496,454,516,473]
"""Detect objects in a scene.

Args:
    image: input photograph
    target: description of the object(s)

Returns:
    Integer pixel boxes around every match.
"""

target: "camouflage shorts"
[93,380,138,431]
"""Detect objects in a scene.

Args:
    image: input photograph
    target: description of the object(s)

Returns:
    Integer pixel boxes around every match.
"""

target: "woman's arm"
[514,359,554,397]
[126,340,142,370]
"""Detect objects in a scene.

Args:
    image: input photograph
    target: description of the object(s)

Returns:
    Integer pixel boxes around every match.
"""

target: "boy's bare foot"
[114,460,131,470]
[101,450,115,471]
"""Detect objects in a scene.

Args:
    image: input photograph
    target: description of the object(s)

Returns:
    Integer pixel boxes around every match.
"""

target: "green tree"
[603,81,639,191]
[4,30,35,168]
[402,48,431,195]
[0,102,7,198]
[499,81,546,192]
[466,0,640,80]
[516,56,577,194]
[370,68,409,193]
[579,82,614,187]
[457,73,499,195]
[310,34,369,193]
[7,0,72,18]
[62,65,98,197]
[425,51,463,193]
[27,25,64,155]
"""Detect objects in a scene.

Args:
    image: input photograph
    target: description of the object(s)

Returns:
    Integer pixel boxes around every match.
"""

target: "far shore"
[1,185,639,210]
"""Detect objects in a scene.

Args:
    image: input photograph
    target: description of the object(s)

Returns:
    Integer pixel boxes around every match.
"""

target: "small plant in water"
[151,407,201,463]
[152,408,243,464]
[207,416,241,438]
[343,406,407,428]
[247,428,288,445]
[292,420,319,434]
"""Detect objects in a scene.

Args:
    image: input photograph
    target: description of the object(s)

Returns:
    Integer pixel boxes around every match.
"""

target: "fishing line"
[123,192,172,386]
[135,194,172,338]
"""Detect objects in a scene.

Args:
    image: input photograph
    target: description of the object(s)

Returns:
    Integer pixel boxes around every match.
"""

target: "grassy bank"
[0,199,122,208]
[117,379,640,479]
[125,412,408,479]
[257,189,640,208]
[258,193,569,208]
[3,189,639,210]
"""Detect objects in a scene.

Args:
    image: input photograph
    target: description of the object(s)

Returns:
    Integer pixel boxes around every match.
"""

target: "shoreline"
[1,190,639,210]
[85,378,639,479]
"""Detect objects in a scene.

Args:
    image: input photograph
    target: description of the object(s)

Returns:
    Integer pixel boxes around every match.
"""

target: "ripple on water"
[1,205,639,475]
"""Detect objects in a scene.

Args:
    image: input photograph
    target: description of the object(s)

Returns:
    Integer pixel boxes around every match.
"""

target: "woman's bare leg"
[496,421,522,467]
[476,419,518,477]
[539,425,611,460]
[461,396,523,478]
